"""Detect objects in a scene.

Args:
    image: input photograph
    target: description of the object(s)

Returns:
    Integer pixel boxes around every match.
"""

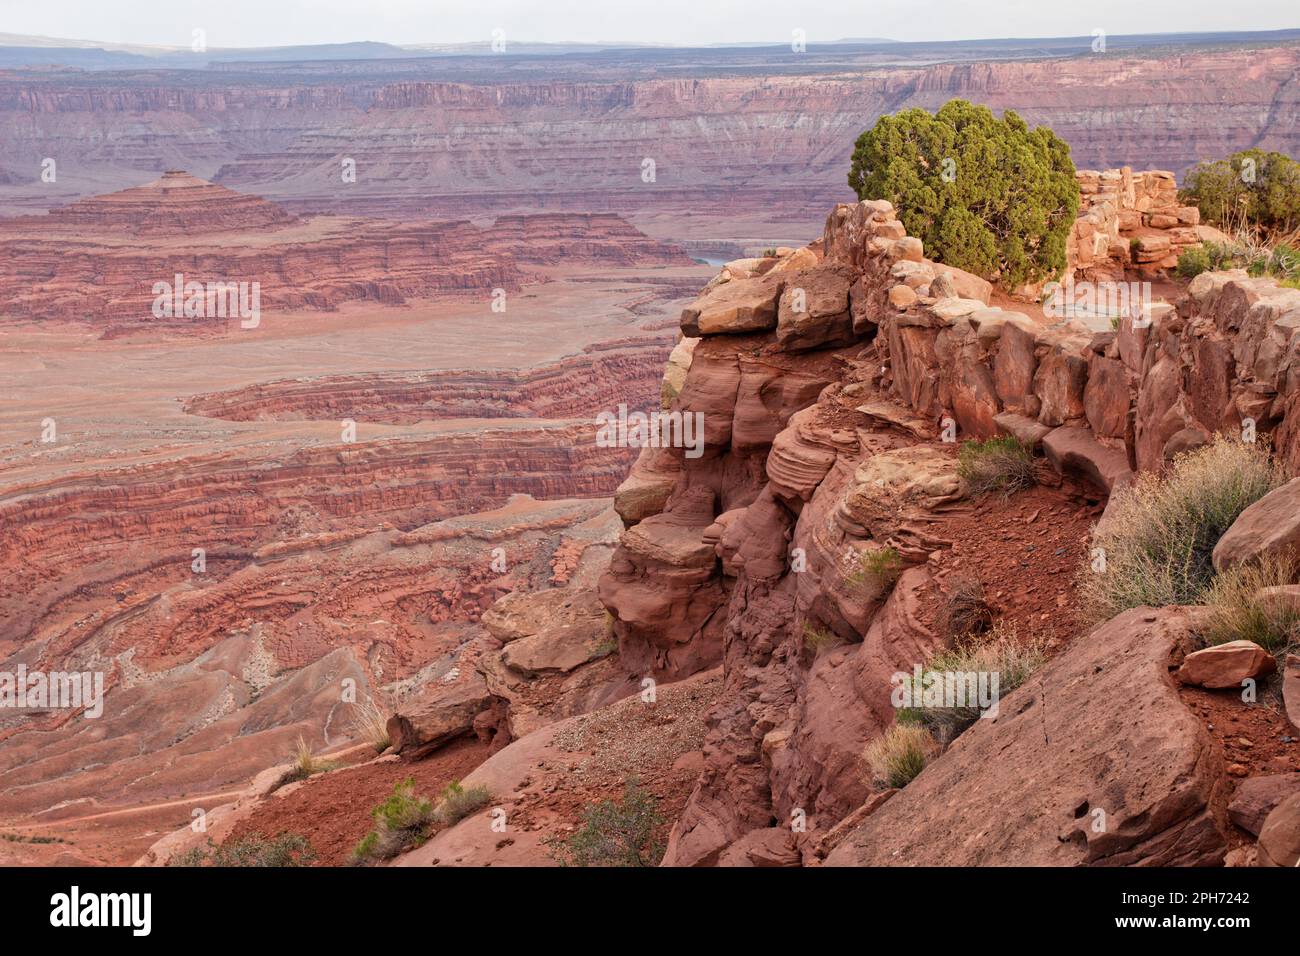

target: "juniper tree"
[848,99,1078,289]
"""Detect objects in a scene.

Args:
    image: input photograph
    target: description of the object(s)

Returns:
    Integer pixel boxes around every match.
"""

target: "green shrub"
[350,777,436,864]
[1202,554,1300,652]
[434,780,493,826]
[547,778,665,867]
[848,100,1078,289]
[1177,244,1212,279]
[1180,149,1300,236]
[846,545,904,593]
[863,724,939,790]
[1078,437,1280,623]
[169,832,316,867]
[957,436,1035,497]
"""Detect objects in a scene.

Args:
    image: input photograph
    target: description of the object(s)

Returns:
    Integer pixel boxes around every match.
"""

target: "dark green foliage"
[1180,149,1300,235]
[848,99,1078,288]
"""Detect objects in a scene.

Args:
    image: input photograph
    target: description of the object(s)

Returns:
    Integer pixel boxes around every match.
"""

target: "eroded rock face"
[825,608,1229,866]
[594,191,1300,868]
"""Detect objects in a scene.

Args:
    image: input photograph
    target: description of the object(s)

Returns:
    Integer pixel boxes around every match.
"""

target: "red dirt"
[223,736,492,866]
[915,464,1101,652]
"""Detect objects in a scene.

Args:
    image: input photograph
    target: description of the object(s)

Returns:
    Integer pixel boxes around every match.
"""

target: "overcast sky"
[3,0,1297,48]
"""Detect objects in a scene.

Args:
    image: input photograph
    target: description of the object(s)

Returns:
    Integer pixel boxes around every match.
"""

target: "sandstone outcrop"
[825,608,1229,866]
[594,187,1300,867]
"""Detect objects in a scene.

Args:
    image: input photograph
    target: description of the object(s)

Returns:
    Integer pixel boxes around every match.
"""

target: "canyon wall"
[1,46,1296,231]
[596,194,1300,865]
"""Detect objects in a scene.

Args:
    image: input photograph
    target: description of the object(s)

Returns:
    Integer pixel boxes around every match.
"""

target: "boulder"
[1228,773,1300,836]
[1175,640,1276,689]
[994,412,1051,448]
[716,828,801,867]
[824,607,1229,866]
[681,273,784,336]
[387,673,497,756]
[1285,655,1300,734]
[775,264,855,351]
[1212,478,1300,572]
[1042,426,1133,493]
[1256,791,1300,867]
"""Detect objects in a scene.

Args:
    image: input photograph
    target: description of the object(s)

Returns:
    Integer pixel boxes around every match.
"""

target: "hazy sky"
[3,0,1297,48]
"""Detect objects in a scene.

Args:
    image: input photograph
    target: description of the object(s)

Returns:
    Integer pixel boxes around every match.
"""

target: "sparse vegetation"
[957,435,1036,497]
[1180,149,1300,237]
[1201,553,1300,653]
[169,832,316,867]
[1,833,67,845]
[846,545,904,592]
[1078,437,1281,623]
[349,698,391,754]
[1176,237,1300,288]
[863,724,940,790]
[434,779,493,826]
[350,777,437,864]
[939,575,993,640]
[546,778,665,867]
[801,622,842,656]
[849,99,1078,288]
[281,735,339,784]
[897,623,1046,743]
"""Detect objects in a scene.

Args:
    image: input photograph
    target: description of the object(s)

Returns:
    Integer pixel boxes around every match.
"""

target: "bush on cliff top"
[1077,437,1280,624]
[350,777,436,864]
[848,99,1078,289]
[1180,149,1300,237]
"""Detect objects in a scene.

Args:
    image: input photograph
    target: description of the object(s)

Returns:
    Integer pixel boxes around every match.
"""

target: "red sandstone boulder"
[387,672,498,756]
[1041,426,1133,493]
[775,264,855,351]
[681,273,784,336]
[1212,478,1300,572]
[1256,791,1300,867]
[1228,773,1300,836]
[1175,640,1276,689]
[824,607,1229,866]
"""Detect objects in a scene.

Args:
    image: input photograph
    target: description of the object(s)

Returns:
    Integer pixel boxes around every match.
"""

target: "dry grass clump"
[434,780,493,826]
[801,622,842,656]
[847,545,904,592]
[939,575,993,640]
[1078,437,1280,623]
[1202,553,1300,652]
[863,724,940,790]
[349,698,391,753]
[897,623,1046,743]
[281,735,339,785]
[957,436,1036,497]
